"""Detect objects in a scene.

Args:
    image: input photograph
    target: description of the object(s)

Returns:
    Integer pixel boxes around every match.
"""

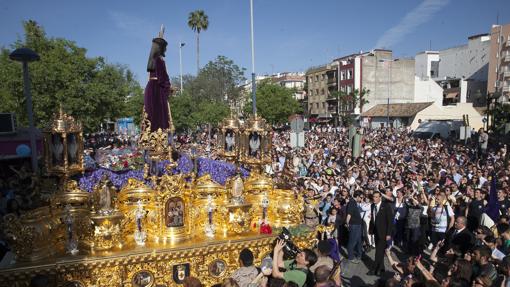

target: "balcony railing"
[504,54,510,62]
[327,78,337,86]
[504,71,510,78]
[503,86,510,92]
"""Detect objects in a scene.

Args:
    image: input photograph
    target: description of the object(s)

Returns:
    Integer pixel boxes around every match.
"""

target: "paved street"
[339,246,407,287]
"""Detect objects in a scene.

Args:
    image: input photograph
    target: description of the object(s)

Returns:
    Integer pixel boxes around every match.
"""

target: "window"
[321,89,325,95]
[347,85,352,94]
[316,89,319,96]
[315,75,319,82]
[316,103,319,109]
[341,71,345,80]
[347,69,353,79]
[309,90,313,96]
[323,102,327,108]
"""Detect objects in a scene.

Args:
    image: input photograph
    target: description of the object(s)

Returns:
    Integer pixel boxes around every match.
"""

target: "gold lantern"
[43,106,84,180]
[239,114,272,171]
[43,108,90,253]
[217,113,241,163]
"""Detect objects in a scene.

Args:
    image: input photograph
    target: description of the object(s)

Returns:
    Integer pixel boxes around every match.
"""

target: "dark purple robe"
[144,56,171,132]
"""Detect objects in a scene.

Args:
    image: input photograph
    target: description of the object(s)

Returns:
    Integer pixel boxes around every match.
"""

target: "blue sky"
[1,0,509,84]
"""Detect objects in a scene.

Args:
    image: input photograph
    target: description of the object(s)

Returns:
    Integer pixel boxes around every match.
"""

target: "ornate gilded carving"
[138,109,172,161]
[1,206,55,262]
[0,227,316,287]
[273,189,304,227]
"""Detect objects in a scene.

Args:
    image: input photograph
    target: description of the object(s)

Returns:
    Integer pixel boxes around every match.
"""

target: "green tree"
[331,88,369,126]
[171,92,195,132]
[189,56,246,103]
[124,84,144,125]
[169,56,245,132]
[491,100,510,135]
[244,80,302,125]
[188,10,209,74]
[0,20,141,132]
[193,100,229,127]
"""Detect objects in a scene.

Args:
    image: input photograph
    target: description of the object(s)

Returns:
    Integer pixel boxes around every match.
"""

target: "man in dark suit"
[368,191,394,276]
[442,216,474,255]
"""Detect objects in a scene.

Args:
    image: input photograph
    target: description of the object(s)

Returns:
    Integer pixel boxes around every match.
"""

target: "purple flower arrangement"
[78,154,250,192]
[197,158,249,185]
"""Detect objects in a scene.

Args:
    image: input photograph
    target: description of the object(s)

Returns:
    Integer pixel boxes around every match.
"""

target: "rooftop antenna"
[429,40,432,51]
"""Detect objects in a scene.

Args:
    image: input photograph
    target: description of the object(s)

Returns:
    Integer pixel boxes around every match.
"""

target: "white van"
[412,121,451,139]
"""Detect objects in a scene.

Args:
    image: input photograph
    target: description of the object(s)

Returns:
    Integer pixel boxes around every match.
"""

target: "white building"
[271,72,306,100]
[414,34,490,107]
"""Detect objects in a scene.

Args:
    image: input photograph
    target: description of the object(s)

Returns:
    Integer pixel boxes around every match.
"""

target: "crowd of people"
[258,125,509,287]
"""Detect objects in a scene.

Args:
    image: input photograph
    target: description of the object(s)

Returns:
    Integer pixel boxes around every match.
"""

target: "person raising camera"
[272,239,318,287]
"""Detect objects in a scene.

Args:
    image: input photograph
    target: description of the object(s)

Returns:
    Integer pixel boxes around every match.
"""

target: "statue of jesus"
[144,26,173,132]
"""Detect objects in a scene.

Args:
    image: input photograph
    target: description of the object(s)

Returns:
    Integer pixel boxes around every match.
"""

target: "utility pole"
[179,42,185,94]
[250,0,257,115]
[9,48,40,173]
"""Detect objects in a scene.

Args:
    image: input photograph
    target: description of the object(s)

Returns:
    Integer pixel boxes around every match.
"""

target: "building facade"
[271,72,306,100]
[360,50,416,113]
[305,64,337,119]
[306,50,416,124]
[415,34,491,107]
[488,23,510,103]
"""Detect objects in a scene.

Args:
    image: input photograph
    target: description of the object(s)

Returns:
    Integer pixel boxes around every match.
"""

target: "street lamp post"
[9,48,40,173]
[250,0,257,115]
[179,42,185,95]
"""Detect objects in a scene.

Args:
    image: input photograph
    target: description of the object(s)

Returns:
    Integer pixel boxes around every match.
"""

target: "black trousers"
[374,234,386,272]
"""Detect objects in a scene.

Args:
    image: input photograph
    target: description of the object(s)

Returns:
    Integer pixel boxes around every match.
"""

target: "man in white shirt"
[429,191,454,246]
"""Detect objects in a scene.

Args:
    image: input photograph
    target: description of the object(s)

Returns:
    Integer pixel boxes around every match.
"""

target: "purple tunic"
[144,56,171,132]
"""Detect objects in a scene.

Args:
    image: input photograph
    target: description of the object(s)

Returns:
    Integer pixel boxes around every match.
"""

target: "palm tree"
[188,10,209,75]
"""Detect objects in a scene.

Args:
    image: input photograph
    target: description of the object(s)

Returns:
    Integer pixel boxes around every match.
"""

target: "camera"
[277,227,302,258]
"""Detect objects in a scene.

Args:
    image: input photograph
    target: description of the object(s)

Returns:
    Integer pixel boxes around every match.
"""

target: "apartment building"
[415,34,491,106]
[271,72,306,100]
[488,23,510,103]
[305,64,338,119]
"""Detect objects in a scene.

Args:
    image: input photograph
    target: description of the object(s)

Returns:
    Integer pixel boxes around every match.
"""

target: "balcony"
[504,54,510,62]
[503,86,510,93]
[327,78,337,87]
[504,71,510,78]
[507,39,510,47]
[326,96,338,102]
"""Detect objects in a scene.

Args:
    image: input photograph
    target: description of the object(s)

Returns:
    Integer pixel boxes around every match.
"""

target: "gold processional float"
[0,107,315,287]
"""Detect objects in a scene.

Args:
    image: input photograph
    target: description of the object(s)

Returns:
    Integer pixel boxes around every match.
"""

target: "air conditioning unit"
[0,113,16,134]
